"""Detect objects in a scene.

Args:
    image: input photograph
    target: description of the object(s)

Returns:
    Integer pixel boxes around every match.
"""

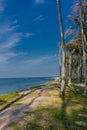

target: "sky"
[0,0,76,78]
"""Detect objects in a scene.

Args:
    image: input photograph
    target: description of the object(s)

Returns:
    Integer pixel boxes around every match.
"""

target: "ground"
[0,81,87,130]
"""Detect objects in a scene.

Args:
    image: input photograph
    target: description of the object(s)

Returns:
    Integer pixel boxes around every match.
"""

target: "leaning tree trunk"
[57,0,66,94]
[79,0,87,95]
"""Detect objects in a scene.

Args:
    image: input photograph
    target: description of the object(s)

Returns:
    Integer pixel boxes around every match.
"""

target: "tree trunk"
[78,49,83,81]
[58,46,62,82]
[65,58,68,83]
[68,55,72,85]
[57,0,66,94]
[79,0,87,95]
[84,55,87,95]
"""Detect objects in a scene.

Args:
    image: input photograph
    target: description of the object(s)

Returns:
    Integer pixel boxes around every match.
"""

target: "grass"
[72,78,84,83]
[0,81,56,110]
[13,90,38,106]
[8,83,87,130]
[44,81,57,86]
[0,92,19,109]
[0,85,42,109]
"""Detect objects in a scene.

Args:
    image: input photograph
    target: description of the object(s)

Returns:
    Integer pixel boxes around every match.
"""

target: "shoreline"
[0,79,59,111]
[0,77,58,95]
[0,79,87,130]
[0,77,59,95]
[0,81,60,130]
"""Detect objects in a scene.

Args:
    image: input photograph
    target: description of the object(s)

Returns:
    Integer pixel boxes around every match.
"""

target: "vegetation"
[0,85,41,110]
[57,0,66,94]
[0,92,19,110]
[57,0,87,95]
[0,0,87,129]
[8,85,87,130]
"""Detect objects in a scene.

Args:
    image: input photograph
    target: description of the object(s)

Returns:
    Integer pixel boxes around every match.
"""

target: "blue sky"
[0,0,75,78]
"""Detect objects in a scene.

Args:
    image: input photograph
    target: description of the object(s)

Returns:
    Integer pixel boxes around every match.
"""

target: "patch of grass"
[0,92,19,109]
[45,88,60,96]
[72,78,84,83]
[8,122,18,127]
[0,92,19,100]
[29,85,42,90]
[44,81,55,86]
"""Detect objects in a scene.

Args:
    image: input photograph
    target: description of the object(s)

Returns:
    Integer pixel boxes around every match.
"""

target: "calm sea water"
[0,77,55,95]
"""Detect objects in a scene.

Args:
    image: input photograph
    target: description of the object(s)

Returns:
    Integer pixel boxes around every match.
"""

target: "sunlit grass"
[0,92,19,109]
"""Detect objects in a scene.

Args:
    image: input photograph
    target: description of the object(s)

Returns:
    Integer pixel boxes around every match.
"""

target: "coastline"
[0,79,60,130]
[0,77,56,95]
[0,79,59,112]
[0,79,87,130]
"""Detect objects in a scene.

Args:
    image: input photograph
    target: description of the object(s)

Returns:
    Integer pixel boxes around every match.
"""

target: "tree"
[79,0,87,95]
[58,42,62,82]
[68,0,87,94]
[57,0,66,94]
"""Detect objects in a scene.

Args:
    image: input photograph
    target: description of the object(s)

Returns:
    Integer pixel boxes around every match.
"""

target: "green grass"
[0,92,19,109]
[8,84,87,130]
[72,78,84,83]
[0,84,42,109]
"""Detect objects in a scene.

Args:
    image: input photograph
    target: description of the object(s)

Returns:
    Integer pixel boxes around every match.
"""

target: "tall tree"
[58,42,62,82]
[57,0,66,94]
[79,0,87,95]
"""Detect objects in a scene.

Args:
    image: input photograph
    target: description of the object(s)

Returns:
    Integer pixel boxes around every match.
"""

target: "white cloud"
[0,52,22,68]
[0,19,34,50]
[0,55,8,65]
[25,55,57,65]
[0,18,34,70]
[35,0,44,4]
[34,15,44,22]
[0,54,58,77]
[0,21,18,35]
[0,0,6,13]
[24,33,34,38]
[0,33,23,50]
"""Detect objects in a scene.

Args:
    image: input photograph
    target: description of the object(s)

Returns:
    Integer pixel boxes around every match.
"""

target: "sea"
[0,77,56,95]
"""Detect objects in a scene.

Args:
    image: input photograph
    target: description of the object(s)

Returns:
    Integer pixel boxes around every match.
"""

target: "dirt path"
[0,85,57,130]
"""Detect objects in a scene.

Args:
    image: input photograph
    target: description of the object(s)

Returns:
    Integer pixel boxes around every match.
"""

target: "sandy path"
[0,85,56,130]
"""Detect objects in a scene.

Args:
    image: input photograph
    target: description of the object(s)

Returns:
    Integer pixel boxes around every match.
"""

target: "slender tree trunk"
[57,0,66,94]
[58,45,62,82]
[79,0,87,95]
[68,55,72,85]
[84,55,87,95]
[78,49,83,81]
[65,58,68,83]
[78,57,82,81]
[72,56,75,80]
